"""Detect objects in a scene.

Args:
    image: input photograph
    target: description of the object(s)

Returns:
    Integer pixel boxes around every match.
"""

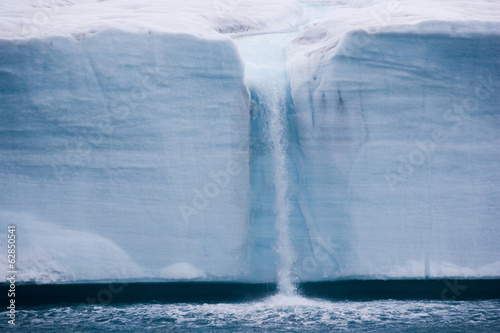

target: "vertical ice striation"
[0,30,252,282]
[287,2,500,279]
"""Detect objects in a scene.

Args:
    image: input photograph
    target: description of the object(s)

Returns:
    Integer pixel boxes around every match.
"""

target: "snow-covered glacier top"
[0,0,305,40]
[289,0,500,75]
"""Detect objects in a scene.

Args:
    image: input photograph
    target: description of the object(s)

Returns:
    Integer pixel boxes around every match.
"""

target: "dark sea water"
[2,296,500,332]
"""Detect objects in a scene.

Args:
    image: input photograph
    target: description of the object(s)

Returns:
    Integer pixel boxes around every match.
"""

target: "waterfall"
[264,72,296,296]
[234,32,299,296]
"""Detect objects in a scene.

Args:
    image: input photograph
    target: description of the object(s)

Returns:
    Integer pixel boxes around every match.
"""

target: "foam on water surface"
[3,299,500,332]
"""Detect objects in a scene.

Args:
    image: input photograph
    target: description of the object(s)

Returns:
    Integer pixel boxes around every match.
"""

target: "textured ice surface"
[0,0,499,283]
[287,0,500,279]
[0,1,259,281]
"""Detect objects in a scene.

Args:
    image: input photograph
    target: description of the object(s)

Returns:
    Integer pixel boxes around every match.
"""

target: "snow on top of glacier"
[287,0,500,83]
[0,0,304,40]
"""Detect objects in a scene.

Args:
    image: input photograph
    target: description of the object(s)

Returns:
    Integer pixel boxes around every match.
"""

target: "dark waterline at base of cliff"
[2,280,499,331]
[2,279,499,307]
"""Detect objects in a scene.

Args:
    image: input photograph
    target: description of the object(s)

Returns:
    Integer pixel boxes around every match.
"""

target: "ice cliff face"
[0,0,499,283]
[286,0,500,279]
[0,28,254,280]
[0,0,278,281]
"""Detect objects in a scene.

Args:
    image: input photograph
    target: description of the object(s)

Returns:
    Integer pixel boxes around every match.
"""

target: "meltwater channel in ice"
[234,31,300,294]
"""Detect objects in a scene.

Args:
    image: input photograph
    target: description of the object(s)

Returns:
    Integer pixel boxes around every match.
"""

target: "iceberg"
[0,0,499,284]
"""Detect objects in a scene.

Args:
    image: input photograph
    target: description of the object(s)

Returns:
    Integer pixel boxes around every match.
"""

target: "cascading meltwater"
[263,71,296,296]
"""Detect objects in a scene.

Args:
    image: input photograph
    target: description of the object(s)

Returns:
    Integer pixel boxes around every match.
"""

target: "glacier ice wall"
[0,29,251,281]
[287,3,500,279]
[1,0,499,283]
[0,0,305,283]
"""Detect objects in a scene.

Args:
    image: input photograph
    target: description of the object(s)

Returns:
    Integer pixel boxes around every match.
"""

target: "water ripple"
[2,296,499,332]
